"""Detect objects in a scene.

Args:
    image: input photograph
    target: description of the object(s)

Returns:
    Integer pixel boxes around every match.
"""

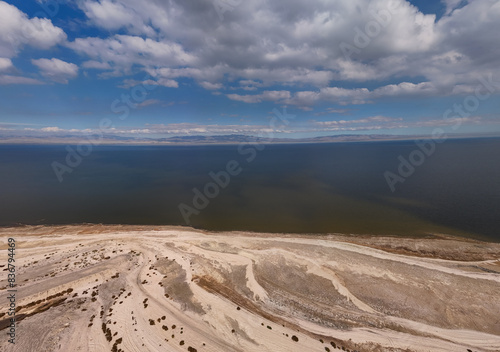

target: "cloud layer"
[0,0,499,138]
[2,114,488,139]
[0,1,66,58]
[58,0,500,107]
[0,1,67,84]
[32,58,79,84]
[2,0,500,100]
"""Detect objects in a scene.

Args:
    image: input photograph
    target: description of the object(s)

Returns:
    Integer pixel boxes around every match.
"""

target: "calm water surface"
[0,138,498,240]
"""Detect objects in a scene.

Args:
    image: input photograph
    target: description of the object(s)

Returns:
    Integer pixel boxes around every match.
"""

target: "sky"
[0,0,499,140]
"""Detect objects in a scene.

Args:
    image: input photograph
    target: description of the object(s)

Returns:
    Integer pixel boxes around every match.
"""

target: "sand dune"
[1,225,499,352]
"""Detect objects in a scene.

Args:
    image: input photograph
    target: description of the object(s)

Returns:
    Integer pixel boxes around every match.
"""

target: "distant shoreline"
[0,133,499,146]
[1,223,497,243]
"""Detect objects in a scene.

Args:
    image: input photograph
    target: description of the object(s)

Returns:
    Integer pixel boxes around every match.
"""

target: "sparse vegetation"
[4,226,497,352]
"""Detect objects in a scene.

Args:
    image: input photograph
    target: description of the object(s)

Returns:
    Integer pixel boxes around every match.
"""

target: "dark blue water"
[0,138,498,240]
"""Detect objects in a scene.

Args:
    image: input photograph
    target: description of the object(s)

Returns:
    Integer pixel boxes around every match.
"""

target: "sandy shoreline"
[1,225,499,352]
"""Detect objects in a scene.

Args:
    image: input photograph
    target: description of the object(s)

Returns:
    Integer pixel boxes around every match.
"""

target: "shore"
[1,225,499,352]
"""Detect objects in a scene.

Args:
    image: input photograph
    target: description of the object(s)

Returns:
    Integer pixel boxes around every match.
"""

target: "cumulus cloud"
[67,35,197,75]
[0,75,44,85]
[60,0,500,106]
[0,57,13,71]
[40,126,63,132]
[199,81,223,90]
[119,78,178,89]
[283,81,440,107]
[79,0,159,36]
[32,58,79,83]
[82,0,145,32]
[441,0,467,15]
[373,82,437,97]
[0,1,66,58]
[227,90,291,104]
[82,60,112,70]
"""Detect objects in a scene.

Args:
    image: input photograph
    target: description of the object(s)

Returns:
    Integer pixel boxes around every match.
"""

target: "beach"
[1,225,500,352]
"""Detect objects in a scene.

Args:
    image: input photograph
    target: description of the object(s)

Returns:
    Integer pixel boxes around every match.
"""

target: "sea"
[0,138,499,241]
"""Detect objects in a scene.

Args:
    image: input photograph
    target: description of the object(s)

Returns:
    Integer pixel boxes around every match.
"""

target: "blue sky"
[0,0,499,140]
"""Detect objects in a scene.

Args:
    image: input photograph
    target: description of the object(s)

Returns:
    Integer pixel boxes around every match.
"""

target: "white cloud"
[137,99,161,107]
[373,81,437,97]
[284,81,439,107]
[32,58,79,83]
[441,0,466,15]
[82,0,138,30]
[60,0,500,106]
[3,113,494,140]
[226,94,261,104]
[4,114,489,139]
[227,90,291,103]
[0,1,66,58]
[0,57,13,71]
[310,115,484,132]
[119,78,178,89]
[199,81,223,90]
[128,128,151,134]
[40,126,62,132]
[82,60,111,70]
[314,116,401,126]
[80,0,157,36]
[154,78,179,88]
[67,35,197,75]
[0,75,43,85]
[314,108,350,116]
[287,87,371,106]
[141,123,290,135]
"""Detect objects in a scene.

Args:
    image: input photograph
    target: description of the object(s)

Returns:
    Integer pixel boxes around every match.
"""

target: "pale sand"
[1,225,499,352]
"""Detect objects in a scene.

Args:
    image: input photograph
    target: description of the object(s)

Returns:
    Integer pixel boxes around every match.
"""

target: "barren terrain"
[1,225,499,352]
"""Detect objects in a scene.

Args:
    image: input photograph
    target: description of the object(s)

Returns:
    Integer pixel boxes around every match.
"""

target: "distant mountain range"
[0,133,498,145]
[154,134,421,144]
